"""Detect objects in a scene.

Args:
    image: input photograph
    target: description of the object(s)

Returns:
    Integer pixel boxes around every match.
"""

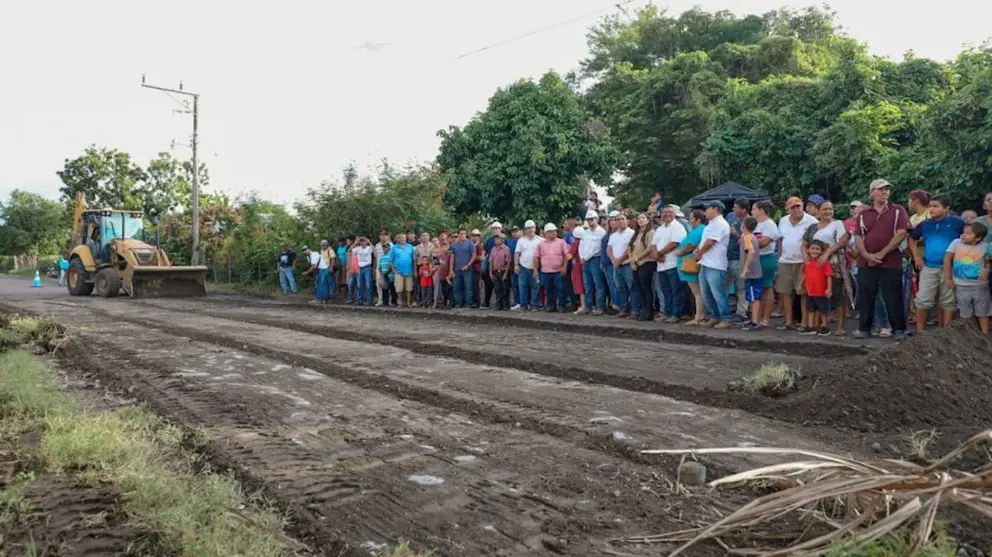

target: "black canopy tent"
[684,182,768,212]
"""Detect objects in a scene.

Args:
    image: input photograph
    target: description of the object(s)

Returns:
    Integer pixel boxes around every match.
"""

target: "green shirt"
[974,215,992,244]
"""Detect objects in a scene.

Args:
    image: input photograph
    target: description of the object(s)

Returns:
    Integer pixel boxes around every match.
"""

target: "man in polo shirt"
[390,233,416,308]
[652,205,687,323]
[695,200,733,328]
[909,195,964,333]
[853,179,911,340]
[449,228,475,309]
[776,196,818,331]
[607,213,637,317]
[576,210,607,315]
[513,220,542,311]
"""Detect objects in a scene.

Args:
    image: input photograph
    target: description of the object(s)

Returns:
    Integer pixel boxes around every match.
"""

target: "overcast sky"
[1,0,989,207]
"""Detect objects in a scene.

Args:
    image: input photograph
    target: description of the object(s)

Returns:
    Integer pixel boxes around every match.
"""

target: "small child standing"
[738,217,764,331]
[944,221,992,335]
[417,256,434,307]
[802,239,833,336]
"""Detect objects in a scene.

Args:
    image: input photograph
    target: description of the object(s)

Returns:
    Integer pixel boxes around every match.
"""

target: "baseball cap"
[849,200,865,208]
[665,204,685,218]
[584,210,599,220]
[807,194,826,207]
[705,200,725,211]
[608,210,620,218]
[543,223,558,232]
[869,179,892,191]
[490,221,502,229]
[301,245,310,251]
[524,220,536,229]
[470,229,482,236]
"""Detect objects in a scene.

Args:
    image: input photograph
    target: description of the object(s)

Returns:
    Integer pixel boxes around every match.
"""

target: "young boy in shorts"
[738,216,765,331]
[802,240,833,336]
[945,221,992,335]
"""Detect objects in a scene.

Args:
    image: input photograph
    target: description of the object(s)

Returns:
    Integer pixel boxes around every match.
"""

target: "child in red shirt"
[802,240,833,336]
[417,256,434,307]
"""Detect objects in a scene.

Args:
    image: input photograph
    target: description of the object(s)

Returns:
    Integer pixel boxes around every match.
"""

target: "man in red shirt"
[852,179,910,340]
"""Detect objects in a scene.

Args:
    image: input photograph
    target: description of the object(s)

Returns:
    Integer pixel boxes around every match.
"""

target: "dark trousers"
[857,266,906,333]
[482,271,494,308]
[492,271,510,309]
[381,282,397,306]
[634,261,657,320]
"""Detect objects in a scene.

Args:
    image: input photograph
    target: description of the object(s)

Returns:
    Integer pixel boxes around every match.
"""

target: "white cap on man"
[524,219,536,229]
[584,210,599,220]
[491,221,502,230]
[543,223,558,232]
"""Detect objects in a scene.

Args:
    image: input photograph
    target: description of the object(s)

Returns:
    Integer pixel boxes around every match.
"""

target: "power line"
[439,0,639,65]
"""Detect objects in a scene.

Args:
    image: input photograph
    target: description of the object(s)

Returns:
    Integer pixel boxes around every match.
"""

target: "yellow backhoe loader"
[66,193,208,298]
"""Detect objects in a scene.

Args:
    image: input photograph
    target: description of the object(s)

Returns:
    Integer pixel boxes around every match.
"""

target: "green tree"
[437,71,617,226]
[56,146,147,211]
[0,190,68,255]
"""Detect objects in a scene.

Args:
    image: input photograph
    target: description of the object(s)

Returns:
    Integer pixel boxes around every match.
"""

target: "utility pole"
[141,75,202,265]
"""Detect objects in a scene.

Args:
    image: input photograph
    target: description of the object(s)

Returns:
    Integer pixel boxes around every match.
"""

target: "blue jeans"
[542,272,565,309]
[357,266,374,305]
[518,268,539,309]
[315,268,332,301]
[453,269,474,308]
[582,257,607,311]
[347,273,358,301]
[278,267,297,295]
[699,266,731,321]
[652,271,665,312]
[613,264,640,314]
[603,264,617,307]
[658,268,683,317]
[510,272,518,306]
[875,293,889,328]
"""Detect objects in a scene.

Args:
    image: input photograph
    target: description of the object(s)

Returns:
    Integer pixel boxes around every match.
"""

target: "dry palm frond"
[621,430,992,556]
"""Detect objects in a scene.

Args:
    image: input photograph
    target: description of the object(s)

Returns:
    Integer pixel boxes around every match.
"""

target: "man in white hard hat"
[480,221,503,309]
[534,222,569,312]
[576,209,607,315]
[512,220,542,311]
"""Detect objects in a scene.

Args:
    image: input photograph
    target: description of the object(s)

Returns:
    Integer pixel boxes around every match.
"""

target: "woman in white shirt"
[751,200,780,327]
[801,200,852,334]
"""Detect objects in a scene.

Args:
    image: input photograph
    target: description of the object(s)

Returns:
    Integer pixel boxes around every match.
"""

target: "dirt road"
[0,277,875,555]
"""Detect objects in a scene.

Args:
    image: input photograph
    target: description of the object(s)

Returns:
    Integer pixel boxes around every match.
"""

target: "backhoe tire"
[94,268,121,298]
[67,259,93,297]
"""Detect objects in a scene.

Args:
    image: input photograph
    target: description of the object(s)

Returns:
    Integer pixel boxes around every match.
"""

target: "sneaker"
[817,327,831,336]
[799,327,817,335]
[879,327,893,338]
[741,323,765,331]
[664,316,680,324]
[893,330,908,341]
[480,305,490,310]
[852,330,872,339]
[732,315,749,324]
[591,310,604,316]
[574,308,588,315]
[510,305,522,311]
[713,321,733,330]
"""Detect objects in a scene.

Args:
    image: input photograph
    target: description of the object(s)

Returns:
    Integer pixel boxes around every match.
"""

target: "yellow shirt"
[910,209,931,228]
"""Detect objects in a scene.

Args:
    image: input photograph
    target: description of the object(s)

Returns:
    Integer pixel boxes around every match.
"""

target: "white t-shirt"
[754,218,780,256]
[515,235,542,270]
[652,222,687,271]
[810,219,847,248]
[354,246,373,267]
[778,213,818,264]
[577,226,606,261]
[307,251,322,268]
[699,215,731,271]
[607,228,635,264]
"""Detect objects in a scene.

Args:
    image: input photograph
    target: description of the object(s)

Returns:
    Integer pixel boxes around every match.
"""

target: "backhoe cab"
[66,193,208,298]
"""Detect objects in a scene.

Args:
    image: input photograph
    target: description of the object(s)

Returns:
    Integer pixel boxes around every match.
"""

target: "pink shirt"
[537,238,568,273]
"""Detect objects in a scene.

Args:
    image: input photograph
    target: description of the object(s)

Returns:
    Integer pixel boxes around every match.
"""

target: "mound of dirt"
[770,322,992,434]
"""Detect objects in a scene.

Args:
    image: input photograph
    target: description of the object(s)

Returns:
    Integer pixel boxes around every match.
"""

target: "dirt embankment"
[769,322,992,435]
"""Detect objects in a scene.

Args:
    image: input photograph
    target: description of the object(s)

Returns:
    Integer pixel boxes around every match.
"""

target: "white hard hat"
[490,221,502,229]
[543,223,558,233]
[524,220,536,229]
[585,210,599,220]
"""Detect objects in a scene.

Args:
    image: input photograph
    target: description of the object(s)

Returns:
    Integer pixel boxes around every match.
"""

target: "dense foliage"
[577,5,992,209]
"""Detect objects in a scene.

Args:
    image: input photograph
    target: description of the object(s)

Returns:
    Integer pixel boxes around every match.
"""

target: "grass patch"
[0,348,301,557]
[728,362,799,396]
[824,526,957,556]
[0,316,66,352]
[907,429,939,462]
[382,541,436,557]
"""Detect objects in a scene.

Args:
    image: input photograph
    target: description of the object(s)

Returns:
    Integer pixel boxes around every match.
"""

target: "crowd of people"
[274,181,992,339]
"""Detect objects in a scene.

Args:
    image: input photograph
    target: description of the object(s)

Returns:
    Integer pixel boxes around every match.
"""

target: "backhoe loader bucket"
[128,266,208,299]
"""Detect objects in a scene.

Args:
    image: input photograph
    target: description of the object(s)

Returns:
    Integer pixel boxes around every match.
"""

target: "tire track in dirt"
[43,298,858,473]
[137,299,810,414]
[199,295,868,357]
[2,299,734,556]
